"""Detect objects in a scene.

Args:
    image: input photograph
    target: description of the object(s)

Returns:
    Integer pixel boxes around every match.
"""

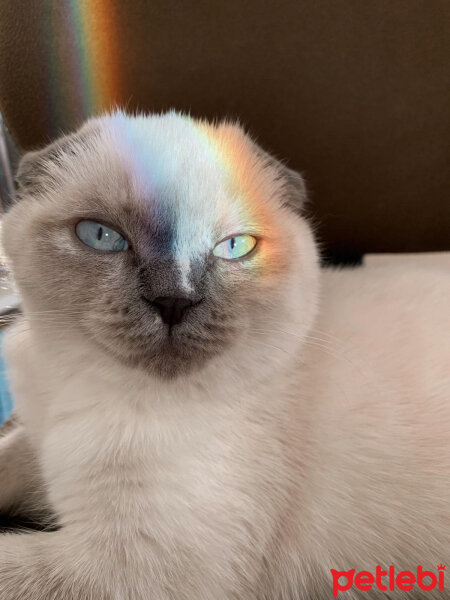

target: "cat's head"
[2,112,319,379]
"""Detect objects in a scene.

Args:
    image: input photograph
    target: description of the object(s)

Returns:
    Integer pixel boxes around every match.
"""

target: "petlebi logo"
[330,564,446,597]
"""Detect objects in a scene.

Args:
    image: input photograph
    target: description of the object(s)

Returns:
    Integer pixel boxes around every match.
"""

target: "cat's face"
[2,112,319,378]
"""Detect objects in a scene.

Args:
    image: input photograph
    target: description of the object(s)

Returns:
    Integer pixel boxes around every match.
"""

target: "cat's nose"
[147,296,194,327]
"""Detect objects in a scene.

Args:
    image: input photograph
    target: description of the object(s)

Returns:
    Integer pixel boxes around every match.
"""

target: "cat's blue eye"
[75,220,128,252]
[213,235,257,260]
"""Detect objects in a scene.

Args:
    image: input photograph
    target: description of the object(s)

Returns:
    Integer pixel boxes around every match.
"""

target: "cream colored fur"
[0,113,449,599]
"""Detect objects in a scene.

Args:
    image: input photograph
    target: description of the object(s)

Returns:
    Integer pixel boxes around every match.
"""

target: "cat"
[0,110,449,600]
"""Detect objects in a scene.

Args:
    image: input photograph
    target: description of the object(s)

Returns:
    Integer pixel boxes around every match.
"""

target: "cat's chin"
[88,327,231,380]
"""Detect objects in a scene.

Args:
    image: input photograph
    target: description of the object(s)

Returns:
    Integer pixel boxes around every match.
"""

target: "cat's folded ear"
[277,163,308,216]
[14,130,91,197]
[15,136,74,196]
[253,143,308,216]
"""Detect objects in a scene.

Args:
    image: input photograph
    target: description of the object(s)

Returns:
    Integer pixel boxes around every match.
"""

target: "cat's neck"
[25,316,296,417]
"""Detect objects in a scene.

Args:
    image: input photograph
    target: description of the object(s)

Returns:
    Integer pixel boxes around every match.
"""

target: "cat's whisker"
[249,339,292,356]
[251,331,338,361]
[250,325,365,360]
[250,328,376,385]
[250,326,348,349]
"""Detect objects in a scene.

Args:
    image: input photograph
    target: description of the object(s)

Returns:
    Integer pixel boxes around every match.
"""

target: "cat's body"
[0,112,448,599]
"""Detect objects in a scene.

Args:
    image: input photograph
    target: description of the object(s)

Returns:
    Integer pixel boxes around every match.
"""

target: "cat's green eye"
[76,220,128,252]
[213,235,257,260]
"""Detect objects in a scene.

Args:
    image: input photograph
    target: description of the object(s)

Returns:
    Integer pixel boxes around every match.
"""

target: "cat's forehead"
[91,113,269,229]
[107,113,230,197]
[79,113,275,263]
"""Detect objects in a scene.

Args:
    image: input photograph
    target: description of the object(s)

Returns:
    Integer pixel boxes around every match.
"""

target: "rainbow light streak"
[76,0,122,113]
[106,114,285,278]
[52,0,123,125]
[67,0,95,115]
[194,121,284,276]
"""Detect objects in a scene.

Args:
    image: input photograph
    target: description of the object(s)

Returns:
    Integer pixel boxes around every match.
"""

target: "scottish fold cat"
[0,112,448,599]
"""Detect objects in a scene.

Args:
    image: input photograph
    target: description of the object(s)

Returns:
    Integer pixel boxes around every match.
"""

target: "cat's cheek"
[216,257,291,305]
[241,239,292,288]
